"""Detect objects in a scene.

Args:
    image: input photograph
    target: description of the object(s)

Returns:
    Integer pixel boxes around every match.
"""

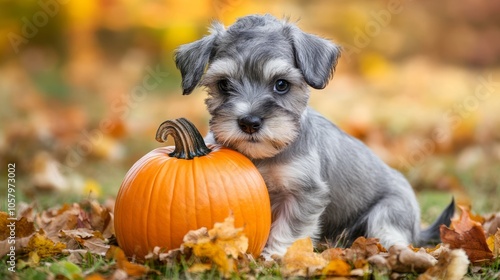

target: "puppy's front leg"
[261,174,329,258]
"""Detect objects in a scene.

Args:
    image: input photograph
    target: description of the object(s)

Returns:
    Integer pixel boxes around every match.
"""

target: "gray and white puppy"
[175,14,454,257]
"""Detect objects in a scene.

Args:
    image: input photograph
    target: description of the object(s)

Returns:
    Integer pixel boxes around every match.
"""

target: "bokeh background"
[1,0,499,222]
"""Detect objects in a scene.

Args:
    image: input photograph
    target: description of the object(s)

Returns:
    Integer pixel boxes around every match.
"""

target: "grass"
[2,253,498,279]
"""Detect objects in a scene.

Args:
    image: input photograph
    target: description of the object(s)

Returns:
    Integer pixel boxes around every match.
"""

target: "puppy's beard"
[210,114,299,159]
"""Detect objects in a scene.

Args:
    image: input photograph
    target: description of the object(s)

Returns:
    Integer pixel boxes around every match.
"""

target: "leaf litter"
[1,200,500,279]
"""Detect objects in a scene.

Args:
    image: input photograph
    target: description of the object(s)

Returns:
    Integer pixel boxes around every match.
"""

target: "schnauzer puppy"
[174,14,454,257]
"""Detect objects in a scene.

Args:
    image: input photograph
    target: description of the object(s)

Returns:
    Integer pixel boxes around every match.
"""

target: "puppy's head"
[175,14,340,159]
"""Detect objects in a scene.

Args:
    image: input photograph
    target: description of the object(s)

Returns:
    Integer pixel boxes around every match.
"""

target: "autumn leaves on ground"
[1,199,500,279]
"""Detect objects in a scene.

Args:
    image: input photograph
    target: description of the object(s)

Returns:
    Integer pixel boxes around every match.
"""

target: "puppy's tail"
[417,197,455,246]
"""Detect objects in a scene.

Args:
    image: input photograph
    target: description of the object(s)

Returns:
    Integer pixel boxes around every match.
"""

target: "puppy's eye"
[217,79,231,94]
[274,79,290,94]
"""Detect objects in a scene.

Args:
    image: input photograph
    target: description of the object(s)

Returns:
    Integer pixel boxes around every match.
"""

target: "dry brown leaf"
[65,249,90,264]
[440,206,494,263]
[88,200,114,238]
[387,245,437,273]
[106,246,149,277]
[367,254,390,270]
[36,204,81,240]
[60,228,95,240]
[349,236,386,259]
[281,237,328,277]
[0,234,33,257]
[483,212,500,236]
[321,247,344,261]
[83,237,110,256]
[0,213,35,240]
[144,246,179,263]
[182,227,208,244]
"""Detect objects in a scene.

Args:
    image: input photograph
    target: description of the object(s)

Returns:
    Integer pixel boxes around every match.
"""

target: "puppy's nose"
[238,115,263,134]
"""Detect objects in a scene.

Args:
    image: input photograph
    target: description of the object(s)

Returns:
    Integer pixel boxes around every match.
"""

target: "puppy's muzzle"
[238,115,263,134]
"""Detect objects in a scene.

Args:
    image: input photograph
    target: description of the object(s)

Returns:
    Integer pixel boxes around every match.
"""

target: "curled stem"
[155,118,211,159]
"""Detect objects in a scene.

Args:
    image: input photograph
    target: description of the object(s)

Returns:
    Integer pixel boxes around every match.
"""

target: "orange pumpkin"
[114,118,271,258]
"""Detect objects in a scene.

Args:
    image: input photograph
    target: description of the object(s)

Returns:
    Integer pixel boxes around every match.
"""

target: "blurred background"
[0,0,499,222]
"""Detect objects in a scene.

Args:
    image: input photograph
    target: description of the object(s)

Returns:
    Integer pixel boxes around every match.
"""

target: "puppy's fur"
[175,14,454,257]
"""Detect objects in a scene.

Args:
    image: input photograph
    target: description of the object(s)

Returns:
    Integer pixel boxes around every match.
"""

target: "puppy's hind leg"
[365,195,420,248]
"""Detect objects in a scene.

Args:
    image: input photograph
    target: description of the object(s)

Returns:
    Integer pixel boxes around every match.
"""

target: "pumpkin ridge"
[167,157,182,249]
[144,154,169,253]
[192,156,206,230]
[223,154,247,230]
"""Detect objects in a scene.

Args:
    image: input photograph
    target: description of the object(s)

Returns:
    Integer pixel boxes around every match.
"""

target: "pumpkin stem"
[155,118,212,159]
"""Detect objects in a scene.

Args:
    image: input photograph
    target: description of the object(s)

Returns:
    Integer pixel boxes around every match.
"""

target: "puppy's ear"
[289,26,341,89]
[175,23,224,95]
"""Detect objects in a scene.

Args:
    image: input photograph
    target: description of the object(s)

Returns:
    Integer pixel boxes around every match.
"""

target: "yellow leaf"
[207,215,248,258]
[281,237,328,277]
[487,235,495,253]
[487,229,500,257]
[182,215,247,277]
[25,232,66,258]
[192,242,232,273]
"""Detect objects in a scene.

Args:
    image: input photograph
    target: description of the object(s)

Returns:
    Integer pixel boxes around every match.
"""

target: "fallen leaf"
[321,247,344,261]
[191,241,232,273]
[36,204,81,240]
[0,235,33,257]
[322,258,351,276]
[207,215,248,259]
[106,246,149,277]
[486,229,500,257]
[88,200,114,238]
[181,215,249,277]
[440,206,494,263]
[182,227,208,244]
[25,231,66,258]
[281,237,328,277]
[418,247,469,280]
[347,236,386,260]
[65,249,90,264]
[483,212,500,236]
[367,254,390,270]
[0,213,35,240]
[83,237,110,256]
[60,228,95,240]
[387,245,437,273]
[144,246,179,263]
